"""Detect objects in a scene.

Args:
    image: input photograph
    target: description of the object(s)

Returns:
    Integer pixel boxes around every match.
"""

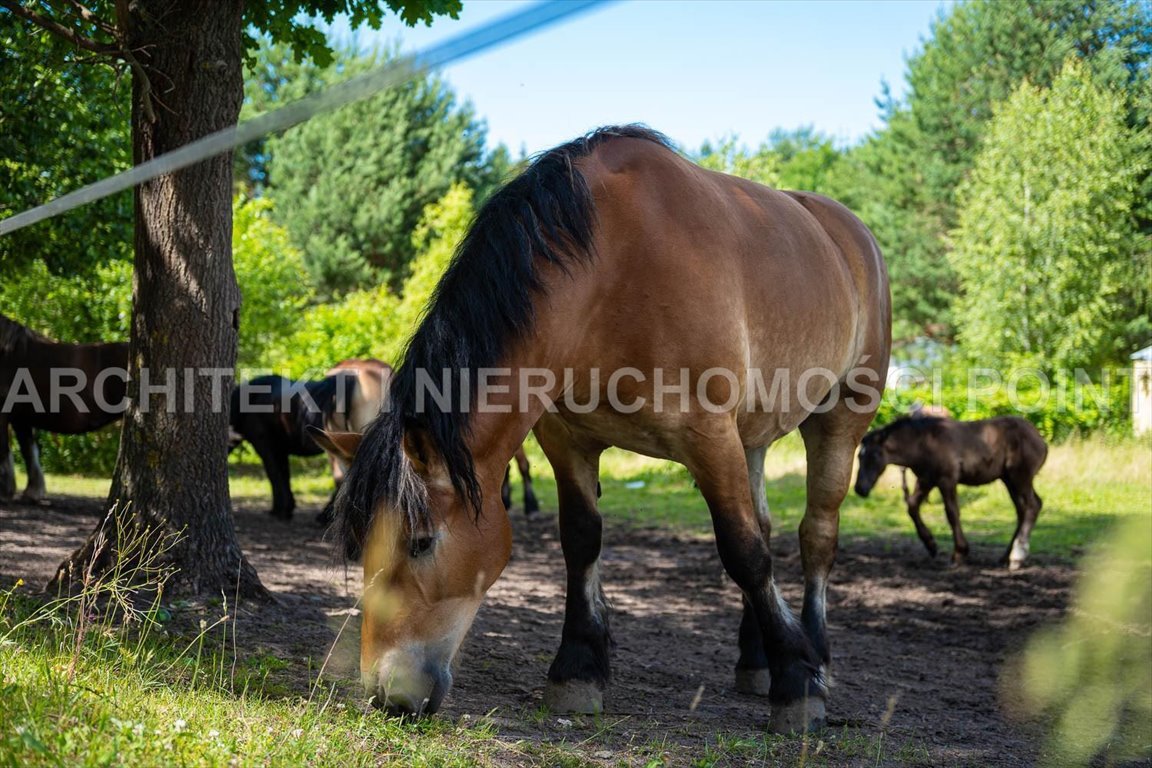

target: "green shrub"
[233,197,314,369]
[876,368,1132,442]
[255,184,475,377]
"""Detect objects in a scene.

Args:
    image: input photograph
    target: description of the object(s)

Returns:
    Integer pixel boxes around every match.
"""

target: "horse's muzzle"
[367,662,452,718]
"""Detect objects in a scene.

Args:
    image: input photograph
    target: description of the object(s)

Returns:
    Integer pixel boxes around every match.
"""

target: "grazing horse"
[229,374,348,519]
[0,314,128,501]
[328,126,890,732]
[854,415,1047,569]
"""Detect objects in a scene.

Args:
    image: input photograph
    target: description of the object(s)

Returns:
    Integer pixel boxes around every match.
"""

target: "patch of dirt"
[1,488,1084,766]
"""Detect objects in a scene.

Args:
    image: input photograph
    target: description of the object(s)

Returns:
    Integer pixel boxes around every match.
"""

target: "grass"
[23,433,1150,562]
[4,435,1149,766]
[517,431,1151,562]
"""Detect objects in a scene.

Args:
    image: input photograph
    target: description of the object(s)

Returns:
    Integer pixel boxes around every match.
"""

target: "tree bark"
[52,0,267,599]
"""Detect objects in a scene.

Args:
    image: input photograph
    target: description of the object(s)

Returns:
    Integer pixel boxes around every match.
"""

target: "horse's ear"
[401,419,440,477]
[306,425,363,462]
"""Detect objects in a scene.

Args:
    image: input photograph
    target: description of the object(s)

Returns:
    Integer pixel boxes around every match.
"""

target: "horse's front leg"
[905,475,938,557]
[253,438,294,519]
[536,419,609,714]
[688,431,825,733]
[13,423,46,502]
[0,418,15,500]
[939,482,969,565]
[735,445,773,696]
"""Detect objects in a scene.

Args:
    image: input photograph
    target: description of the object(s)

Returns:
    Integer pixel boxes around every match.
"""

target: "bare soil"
[1,489,1088,767]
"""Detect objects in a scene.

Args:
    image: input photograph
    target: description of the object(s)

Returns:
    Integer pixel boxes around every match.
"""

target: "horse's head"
[338,423,512,717]
[854,429,890,497]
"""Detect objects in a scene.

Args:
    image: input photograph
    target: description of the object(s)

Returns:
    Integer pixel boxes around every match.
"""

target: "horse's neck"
[884,427,917,468]
[461,344,551,486]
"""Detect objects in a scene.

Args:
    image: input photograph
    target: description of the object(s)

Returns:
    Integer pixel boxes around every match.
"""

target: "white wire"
[0,0,611,236]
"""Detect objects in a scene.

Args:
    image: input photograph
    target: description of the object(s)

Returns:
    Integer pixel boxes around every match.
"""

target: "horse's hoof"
[769,697,827,734]
[543,680,603,714]
[269,510,293,521]
[734,668,772,696]
[1007,558,1025,571]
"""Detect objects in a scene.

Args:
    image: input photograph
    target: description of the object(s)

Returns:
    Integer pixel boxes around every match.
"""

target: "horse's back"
[579,138,888,370]
[534,135,890,454]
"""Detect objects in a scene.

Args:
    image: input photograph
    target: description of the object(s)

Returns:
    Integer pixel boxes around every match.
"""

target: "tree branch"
[61,0,119,40]
[0,0,121,57]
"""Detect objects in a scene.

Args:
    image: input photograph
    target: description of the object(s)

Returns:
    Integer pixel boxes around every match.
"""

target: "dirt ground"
[1,489,1087,767]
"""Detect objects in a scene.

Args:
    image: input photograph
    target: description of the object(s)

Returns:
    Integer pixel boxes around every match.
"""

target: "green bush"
[233,197,314,369]
[875,368,1132,442]
[256,183,476,377]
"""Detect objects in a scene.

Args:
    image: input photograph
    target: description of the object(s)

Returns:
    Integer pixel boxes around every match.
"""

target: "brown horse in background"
[855,415,1047,569]
[315,358,539,519]
[329,126,890,732]
[0,313,128,501]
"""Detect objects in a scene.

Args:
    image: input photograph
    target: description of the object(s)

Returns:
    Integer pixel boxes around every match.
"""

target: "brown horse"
[0,313,128,501]
[854,415,1047,569]
[323,358,394,486]
[328,126,890,732]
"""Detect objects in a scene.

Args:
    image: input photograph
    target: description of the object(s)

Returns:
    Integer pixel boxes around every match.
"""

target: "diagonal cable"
[0,0,611,236]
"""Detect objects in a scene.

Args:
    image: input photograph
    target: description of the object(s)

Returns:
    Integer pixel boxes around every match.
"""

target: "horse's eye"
[409,536,436,559]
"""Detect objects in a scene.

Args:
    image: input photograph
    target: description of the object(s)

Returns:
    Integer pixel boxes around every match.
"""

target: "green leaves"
[0,13,132,276]
[243,0,461,66]
[254,43,500,297]
[950,60,1151,371]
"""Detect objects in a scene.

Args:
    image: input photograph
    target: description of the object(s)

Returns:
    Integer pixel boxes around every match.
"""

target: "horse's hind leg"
[535,418,609,714]
[515,447,540,516]
[735,444,773,696]
[797,403,874,682]
[13,423,45,502]
[1001,474,1042,570]
[686,429,825,733]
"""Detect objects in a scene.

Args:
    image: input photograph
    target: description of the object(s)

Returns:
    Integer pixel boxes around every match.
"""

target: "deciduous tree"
[950,61,1150,371]
[0,0,459,598]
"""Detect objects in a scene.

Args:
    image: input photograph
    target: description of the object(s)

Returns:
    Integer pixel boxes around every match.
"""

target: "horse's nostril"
[372,693,433,718]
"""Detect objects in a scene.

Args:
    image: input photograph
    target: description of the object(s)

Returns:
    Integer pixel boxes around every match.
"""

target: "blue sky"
[330,0,950,156]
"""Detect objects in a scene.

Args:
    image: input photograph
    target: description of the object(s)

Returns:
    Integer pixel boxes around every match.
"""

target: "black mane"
[0,313,49,358]
[865,415,947,444]
[331,125,671,559]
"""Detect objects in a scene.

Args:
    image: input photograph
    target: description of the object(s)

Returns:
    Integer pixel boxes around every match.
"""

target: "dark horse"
[855,415,1048,569]
[327,126,890,732]
[0,314,128,501]
[229,373,350,519]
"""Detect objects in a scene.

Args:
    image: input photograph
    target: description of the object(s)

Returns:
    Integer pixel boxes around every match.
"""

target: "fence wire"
[0,0,611,236]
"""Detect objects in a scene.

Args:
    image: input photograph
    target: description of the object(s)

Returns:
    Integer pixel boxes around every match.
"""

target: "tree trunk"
[52,0,266,599]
